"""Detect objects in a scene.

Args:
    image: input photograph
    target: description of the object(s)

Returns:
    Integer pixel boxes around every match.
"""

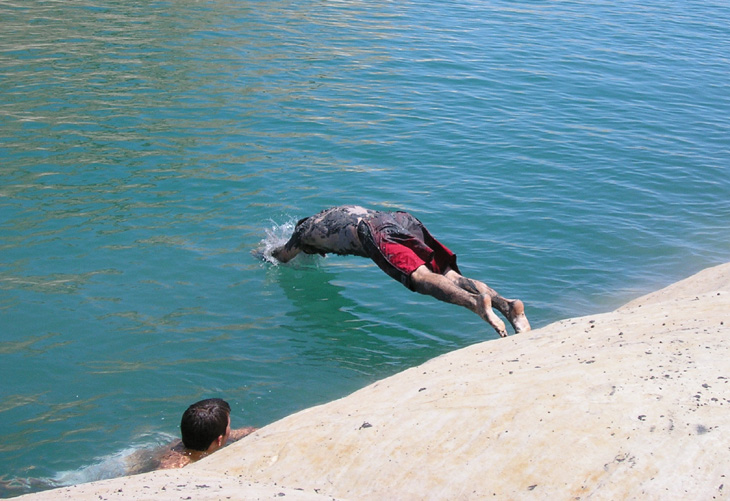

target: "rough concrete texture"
[17,263,730,500]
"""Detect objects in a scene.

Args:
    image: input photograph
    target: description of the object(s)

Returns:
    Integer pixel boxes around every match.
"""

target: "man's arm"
[271,243,300,263]
[229,426,257,442]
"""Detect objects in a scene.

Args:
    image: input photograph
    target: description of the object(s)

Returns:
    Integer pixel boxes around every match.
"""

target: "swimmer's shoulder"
[157,442,191,470]
[229,426,257,442]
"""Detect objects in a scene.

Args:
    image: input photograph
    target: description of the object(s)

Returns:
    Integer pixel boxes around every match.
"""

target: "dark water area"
[1,0,729,495]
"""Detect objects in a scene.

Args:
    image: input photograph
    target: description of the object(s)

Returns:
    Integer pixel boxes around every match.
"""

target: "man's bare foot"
[477,294,507,337]
[507,299,531,333]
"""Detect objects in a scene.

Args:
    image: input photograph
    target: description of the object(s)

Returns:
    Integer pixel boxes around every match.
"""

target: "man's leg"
[443,267,531,334]
[409,265,508,337]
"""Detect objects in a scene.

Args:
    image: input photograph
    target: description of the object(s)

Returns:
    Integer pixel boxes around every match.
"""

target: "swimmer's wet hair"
[180,398,231,451]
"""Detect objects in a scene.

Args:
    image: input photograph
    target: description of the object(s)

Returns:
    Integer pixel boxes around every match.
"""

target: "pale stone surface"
[12,469,336,501]
[18,263,730,500]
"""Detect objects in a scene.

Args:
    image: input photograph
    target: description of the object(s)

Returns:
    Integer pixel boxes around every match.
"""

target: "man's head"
[180,398,232,452]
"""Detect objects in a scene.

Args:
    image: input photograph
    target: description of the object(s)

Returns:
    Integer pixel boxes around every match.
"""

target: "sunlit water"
[2,0,729,496]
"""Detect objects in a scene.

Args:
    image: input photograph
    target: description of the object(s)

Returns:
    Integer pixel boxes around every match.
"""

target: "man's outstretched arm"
[229,426,257,442]
[271,240,301,263]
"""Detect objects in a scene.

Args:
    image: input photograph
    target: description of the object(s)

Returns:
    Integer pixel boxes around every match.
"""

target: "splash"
[0,432,175,497]
[51,448,138,486]
[254,219,296,264]
[52,431,175,485]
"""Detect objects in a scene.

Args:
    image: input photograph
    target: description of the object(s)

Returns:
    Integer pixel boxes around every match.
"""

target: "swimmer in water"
[156,398,256,469]
[268,205,530,337]
[0,399,257,496]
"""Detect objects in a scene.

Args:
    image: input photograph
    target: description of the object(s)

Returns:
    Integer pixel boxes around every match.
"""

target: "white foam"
[257,219,296,264]
[51,432,176,486]
[1,433,174,497]
[52,449,133,486]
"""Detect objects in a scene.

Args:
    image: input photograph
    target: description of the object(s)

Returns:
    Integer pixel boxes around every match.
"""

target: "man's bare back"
[273,205,375,262]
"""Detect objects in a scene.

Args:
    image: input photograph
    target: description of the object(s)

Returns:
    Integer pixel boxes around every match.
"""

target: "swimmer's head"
[180,398,231,451]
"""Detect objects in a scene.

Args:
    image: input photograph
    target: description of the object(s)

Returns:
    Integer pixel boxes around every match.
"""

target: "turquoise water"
[2,0,729,495]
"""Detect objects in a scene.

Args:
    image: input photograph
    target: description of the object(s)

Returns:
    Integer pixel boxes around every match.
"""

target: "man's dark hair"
[180,398,231,451]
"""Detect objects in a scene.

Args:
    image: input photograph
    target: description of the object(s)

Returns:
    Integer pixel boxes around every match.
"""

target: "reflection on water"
[277,259,436,372]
